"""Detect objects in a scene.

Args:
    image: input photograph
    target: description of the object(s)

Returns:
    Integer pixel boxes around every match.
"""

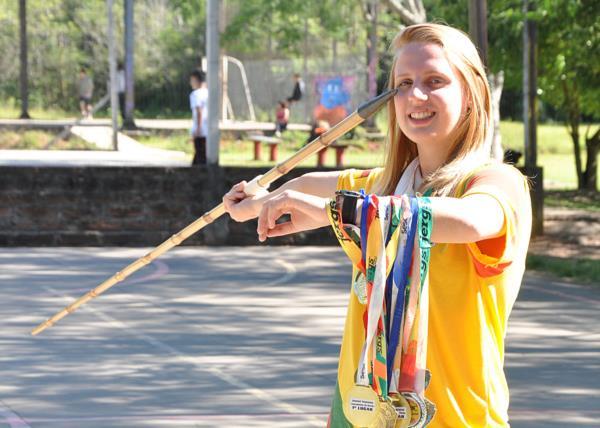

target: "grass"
[545,190,600,211]
[136,121,597,189]
[0,130,98,150]
[2,99,597,190]
[527,254,600,286]
[499,121,599,189]
[136,130,385,168]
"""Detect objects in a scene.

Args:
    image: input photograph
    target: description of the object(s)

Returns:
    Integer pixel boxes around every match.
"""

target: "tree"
[536,0,600,190]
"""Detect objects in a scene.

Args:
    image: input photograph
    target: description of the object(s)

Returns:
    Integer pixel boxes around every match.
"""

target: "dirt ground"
[529,207,600,260]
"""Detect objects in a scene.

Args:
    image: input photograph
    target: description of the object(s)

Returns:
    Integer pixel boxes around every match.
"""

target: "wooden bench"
[317,142,362,167]
[247,135,282,161]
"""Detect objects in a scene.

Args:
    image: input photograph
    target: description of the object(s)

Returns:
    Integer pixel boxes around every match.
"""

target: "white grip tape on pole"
[244,175,269,196]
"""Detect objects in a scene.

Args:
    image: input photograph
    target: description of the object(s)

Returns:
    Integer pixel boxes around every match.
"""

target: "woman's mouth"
[408,111,435,124]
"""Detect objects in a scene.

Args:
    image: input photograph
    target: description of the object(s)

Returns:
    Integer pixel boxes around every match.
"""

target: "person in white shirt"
[189,69,208,165]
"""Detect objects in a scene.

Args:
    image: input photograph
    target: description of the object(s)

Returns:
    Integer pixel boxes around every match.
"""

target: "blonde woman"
[224,23,531,427]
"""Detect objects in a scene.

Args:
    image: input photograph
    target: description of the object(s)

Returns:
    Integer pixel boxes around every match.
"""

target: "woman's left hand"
[256,190,329,242]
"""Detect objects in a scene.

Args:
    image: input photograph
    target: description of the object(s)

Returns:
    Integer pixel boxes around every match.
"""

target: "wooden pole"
[30,89,397,336]
[522,0,543,236]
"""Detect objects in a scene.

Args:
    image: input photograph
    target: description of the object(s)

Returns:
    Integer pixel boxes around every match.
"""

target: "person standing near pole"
[77,67,94,118]
[117,61,126,122]
[189,69,208,165]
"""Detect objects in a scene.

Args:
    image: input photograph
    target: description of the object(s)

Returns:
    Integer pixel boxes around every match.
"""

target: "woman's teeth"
[409,111,435,119]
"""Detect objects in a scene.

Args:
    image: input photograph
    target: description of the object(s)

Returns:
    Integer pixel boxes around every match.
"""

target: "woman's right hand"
[223,180,268,222]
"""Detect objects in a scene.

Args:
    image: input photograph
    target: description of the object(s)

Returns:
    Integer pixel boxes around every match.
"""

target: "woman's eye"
[397,80,412,88]
[429,78,444,85]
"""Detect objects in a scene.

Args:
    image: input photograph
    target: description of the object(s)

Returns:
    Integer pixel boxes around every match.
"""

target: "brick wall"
[0,166,339,246]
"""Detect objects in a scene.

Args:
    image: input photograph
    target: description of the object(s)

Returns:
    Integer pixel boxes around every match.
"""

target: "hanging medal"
[327,192,436,427]
[343,195,388,427]
[387,195,417,428]
[397,197,435,428]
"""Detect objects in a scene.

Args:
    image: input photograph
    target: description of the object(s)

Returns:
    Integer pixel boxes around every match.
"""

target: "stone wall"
[0,164,543,246]
[0,166,339,246]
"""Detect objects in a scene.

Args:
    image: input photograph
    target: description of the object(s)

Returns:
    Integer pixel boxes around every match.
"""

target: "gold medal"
[401,392,427,428]
[389,393,411,428]
[344,384,380,427]
[378,399,398,428]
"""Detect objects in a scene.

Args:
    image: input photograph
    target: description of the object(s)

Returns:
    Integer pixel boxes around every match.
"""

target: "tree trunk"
[568,119,583,189]
[488,71,504,160]
[583,128,599,191]
[365,0,378,129]
[19,0,30,119]
[562,80,583,188]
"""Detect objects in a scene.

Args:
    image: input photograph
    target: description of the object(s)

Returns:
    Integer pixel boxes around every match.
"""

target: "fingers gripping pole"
[31,88,397,336]
[244,175,269,197]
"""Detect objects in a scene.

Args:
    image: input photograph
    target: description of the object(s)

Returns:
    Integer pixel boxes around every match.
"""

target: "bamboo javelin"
[31,88,397,336]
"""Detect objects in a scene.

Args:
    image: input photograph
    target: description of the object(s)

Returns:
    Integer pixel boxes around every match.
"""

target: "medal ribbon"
[398,197,433,394]
[326,192,433,401]
[387,196,418,393]
[357,195,389,392]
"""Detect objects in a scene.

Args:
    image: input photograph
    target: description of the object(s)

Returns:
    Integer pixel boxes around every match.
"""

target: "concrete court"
[0,247,598,428]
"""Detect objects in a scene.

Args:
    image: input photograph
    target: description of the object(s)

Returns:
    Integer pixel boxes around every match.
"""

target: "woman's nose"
[409,85,428,101]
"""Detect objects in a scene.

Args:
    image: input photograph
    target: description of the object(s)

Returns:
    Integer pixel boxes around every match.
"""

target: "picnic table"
[317,142,361,167]
[248,134,360,167]
[247,134,282,161]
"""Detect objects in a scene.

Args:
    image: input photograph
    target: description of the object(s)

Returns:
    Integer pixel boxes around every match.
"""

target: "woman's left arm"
[256,165,529,245]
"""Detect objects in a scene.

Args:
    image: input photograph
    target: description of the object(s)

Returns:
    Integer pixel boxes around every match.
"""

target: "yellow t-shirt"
[327,164,532,428]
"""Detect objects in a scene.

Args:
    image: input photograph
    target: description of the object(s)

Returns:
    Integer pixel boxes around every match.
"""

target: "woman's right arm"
[223,171,340,222]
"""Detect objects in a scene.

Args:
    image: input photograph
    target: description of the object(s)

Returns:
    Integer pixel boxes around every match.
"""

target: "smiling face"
[393,42,467,154]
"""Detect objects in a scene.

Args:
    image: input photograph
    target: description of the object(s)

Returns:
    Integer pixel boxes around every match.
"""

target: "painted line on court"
[44,285,324,427]
[0,401,31,428]
[262,259,297,287]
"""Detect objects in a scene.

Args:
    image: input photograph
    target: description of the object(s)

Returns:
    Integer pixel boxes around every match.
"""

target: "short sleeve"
[336,168,383,193]
[460,164,530,277]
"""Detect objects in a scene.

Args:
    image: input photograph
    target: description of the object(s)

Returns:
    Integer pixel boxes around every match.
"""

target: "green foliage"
[0,130,96,150]
[527,254,600,285]
[222,0,361,58]
[536,0,600,119]
[0,0,206,113]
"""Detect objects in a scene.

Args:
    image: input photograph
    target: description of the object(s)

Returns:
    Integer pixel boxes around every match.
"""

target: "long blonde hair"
[376,23,492,196]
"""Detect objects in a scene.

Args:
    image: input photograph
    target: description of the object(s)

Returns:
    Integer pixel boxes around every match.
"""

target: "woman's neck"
[416,144,449,177]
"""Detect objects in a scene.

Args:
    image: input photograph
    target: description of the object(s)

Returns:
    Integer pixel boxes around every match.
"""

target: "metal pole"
[18,0,30,119]
[206,0,221,165]
[123,0,135,128]
[107,0,119,150]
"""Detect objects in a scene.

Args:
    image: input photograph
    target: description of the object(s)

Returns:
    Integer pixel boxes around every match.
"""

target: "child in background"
[275,101,290,137]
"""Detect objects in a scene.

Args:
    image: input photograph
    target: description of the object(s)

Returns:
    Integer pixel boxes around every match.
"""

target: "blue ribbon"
[359,193,370,266]
[386,196,419,383]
